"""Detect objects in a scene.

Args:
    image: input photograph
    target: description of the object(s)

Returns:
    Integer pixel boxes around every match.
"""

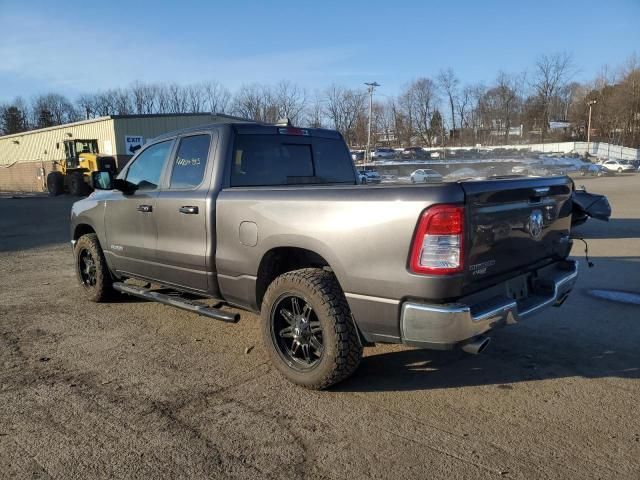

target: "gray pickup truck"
[71,121,578,389]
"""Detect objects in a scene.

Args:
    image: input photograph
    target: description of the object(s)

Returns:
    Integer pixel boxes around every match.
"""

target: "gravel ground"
[1,175,639,479]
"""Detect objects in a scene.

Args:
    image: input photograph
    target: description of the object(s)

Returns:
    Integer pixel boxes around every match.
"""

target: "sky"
[0,0,638,103]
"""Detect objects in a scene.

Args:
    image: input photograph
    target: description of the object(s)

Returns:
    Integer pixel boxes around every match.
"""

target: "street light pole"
[364,82,380,168]
[587,100,597,157]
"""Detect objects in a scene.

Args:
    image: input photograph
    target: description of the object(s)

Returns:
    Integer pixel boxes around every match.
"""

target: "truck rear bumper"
[400,260,578,349]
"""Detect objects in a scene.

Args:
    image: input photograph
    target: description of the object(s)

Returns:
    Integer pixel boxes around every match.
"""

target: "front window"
[125,140,172,190]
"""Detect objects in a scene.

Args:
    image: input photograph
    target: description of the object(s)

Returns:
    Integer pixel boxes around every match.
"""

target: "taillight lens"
[410,205,465,274]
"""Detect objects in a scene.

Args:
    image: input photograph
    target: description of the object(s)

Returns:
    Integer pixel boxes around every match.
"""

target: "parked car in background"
[619,160,637,171]
[601,159,635,173]
[444,167,482,181]
[402,146,427,159]
[371,147,397,160]
[358,170,382,184]
[579,163,605,176]
[410,168,443,183]
[351,150,364,162]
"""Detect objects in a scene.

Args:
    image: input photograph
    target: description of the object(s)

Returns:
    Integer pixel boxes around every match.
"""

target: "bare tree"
[323,85,366,146]
[456,85,473,129]
[304,91,325,128]
[0,97,29,134]
[76,94,96,119]
[130,82,157,114]
[232,84,270,121]
[112,88,133,115]
[166,83,188,113]
[401,78,439,146]
[437,68,459,145]
[531,52,574,141]
[387,97,409,147]
[202,81,231,113]
[478,72,521,144]
[272,81,307,124]
[31,93,79,127]
[6,53,636,148]
[185,84,206,113]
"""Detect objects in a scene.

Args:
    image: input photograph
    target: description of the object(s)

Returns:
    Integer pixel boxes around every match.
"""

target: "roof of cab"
[150,121,343,143]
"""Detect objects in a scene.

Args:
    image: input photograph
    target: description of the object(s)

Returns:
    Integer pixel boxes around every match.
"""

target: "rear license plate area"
[506,275,530,300]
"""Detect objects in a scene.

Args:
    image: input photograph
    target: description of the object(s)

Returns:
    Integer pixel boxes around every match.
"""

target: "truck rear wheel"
[69,172,89,196]
[74,233,113,302]
[46,171,64,196]
[261,268,363,389]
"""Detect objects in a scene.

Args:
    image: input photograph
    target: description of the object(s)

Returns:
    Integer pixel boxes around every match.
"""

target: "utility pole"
[364,82,380,168]
[587,100,597,157]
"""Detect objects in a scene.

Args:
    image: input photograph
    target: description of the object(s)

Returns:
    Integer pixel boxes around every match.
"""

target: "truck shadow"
[335,335,639,393]
[337,255,640,393]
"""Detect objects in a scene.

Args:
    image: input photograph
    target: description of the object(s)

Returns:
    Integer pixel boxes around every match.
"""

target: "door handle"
[137,204,153,213]
[179,206,199,214]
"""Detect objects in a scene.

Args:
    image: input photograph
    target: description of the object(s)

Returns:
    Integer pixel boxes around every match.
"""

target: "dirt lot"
[1,176,639,479]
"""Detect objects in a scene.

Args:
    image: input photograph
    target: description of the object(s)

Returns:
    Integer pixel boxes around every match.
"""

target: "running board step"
[113,282,240,323]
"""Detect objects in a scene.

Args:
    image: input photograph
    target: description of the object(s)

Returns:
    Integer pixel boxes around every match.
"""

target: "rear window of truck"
[231,135,356,186]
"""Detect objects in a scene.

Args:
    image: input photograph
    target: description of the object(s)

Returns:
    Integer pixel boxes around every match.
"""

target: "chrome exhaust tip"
[461,336,491,355]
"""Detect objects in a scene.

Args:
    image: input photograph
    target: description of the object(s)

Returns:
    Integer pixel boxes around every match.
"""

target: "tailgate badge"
[527,210,544,240]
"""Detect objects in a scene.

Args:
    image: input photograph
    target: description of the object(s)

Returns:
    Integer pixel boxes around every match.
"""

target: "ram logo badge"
[527,210,544,240]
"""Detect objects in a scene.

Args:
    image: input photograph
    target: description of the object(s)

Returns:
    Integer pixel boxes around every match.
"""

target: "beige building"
[0,113,248,191]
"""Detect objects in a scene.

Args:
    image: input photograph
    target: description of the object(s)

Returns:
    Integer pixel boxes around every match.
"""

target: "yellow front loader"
[47,139,117,196]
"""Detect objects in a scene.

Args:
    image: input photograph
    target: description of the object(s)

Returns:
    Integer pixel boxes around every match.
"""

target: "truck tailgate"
[461,176,573,291]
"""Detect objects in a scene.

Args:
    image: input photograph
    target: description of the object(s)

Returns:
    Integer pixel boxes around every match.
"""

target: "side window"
[170,135,211,189]
[312,137,356,183]
[125,140,172,190]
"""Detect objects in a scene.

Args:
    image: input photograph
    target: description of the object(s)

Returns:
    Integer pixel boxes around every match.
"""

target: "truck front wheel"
[74,233,113,302]
[261,268,363,389]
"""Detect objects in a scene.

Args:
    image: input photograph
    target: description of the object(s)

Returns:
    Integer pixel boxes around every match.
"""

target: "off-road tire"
[261,268,363,389]
[47,171,64,196]
[74,233,113,302]
[69,172,89,196]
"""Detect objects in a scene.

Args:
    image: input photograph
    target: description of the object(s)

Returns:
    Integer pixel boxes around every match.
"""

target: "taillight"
[409,205,465,275]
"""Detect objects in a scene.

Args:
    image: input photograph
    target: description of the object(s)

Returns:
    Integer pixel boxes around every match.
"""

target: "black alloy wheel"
[270,294,324,370]
[78,248,98,287]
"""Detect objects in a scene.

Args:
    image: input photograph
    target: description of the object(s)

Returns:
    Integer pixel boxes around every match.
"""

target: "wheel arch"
[73,223,97,241]
[256,247,331,310]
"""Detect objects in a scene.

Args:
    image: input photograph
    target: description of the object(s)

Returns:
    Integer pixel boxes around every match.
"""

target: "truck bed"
[215,176,574,342]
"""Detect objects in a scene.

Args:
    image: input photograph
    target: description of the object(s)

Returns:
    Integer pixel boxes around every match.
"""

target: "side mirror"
[91,171,133,193]
[92,171,114,190]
